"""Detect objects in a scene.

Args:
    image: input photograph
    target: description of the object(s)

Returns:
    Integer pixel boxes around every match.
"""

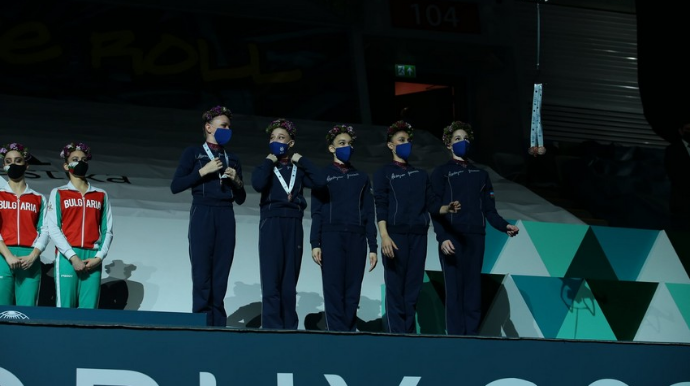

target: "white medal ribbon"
[530,83,544,148]
[273,165,297,201]
[203,143,230,180]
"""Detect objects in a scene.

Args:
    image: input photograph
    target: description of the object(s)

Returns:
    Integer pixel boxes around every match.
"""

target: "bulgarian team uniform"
[170,142,246,326]
[47,181,113,308]
[310,162,377,332]
[430,159,509,335]
[373,162,443,333]
[251,156,324,329]
[0,184,49,305]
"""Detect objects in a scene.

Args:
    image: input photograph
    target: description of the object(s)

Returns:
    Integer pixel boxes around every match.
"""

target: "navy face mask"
[214,128,232,145]
[452,140,470,157]
[335,146,353,163]
[269,141,289,157]
[395,143,412,160]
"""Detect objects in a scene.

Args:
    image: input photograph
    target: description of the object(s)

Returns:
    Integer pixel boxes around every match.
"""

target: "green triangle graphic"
[483,220,513,273]
[565,227,618,281]
[556,280,617,340]
[524,221,589,277]
[666,230,690,279]
[638,231,690,284]
[512,275,582,338]
[591,226,659,281]
[587,279,658,341]
[491,220,550,277]
[667,283,690,330]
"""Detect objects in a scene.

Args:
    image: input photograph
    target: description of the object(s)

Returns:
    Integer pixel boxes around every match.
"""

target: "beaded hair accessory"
[202,106,232,123]
[265,118,297,139]
[0,142,31,161]
[387,120,414,141]
[442,121,474,145]
[60,142,92,161]
[326,124,356,144]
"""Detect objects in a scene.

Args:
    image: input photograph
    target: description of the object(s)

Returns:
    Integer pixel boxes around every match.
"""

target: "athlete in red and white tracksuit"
[47,143,114,308]
[47,181,113,308]
[0,184,49,306]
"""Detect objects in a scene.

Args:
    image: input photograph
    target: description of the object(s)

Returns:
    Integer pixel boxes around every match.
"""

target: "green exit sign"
[395,64,416,78]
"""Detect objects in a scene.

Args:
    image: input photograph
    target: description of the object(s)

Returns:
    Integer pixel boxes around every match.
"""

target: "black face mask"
[69,161,89,177]
[5,164,26,180]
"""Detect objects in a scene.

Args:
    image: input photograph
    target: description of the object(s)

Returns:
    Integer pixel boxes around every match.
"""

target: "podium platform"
[2,317,690,386]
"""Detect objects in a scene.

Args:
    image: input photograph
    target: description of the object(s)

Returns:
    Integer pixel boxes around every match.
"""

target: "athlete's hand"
[312,248,322,266]
[83,257,102,272]
[440,201,461,215]
[381,235,398,259]
[291,153,302,164]
[199,159,223,177]
[4,254,21,270]
[368,252,378,272]
[70,255,86,272]
[266,154,278,163]
[18,254,38,270]
[506,224,519,237]
[440,240,455,255]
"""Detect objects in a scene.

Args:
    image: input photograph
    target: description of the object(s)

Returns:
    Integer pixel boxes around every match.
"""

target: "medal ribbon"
[273,165,297,200]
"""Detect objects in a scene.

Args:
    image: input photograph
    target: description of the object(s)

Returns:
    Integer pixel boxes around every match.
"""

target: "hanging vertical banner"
[529,83,546,156]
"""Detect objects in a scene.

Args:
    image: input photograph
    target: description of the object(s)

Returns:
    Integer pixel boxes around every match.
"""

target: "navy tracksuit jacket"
[430,160,509,335]
[171,144,246,327]
[251,156,324,330]
[310,163,377,332]
[373,162,442,333]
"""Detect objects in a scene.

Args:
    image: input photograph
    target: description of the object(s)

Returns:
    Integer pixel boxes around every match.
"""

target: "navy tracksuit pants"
[259,217,303,329]
[382,233,427,334]
[188,204,236,327]
[321,231,367,332]
[439,233,485,335]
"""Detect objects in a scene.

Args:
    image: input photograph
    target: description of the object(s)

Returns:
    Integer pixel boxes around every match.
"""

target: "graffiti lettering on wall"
[1,22,302,84]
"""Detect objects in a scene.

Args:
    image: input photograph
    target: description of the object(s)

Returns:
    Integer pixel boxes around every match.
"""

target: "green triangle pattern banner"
[491,220,550,277]
[479,275,543,338]
[590,226,659,281]
[511,275,581,338]
[556,280,617,341]
[412,220,690,344]
[635,284,690,343]
[666,230,690,279]
[483,219,513,273]
[587,279,658,341]
[667,283,690,331]
[565,227,618,281]
[523,221,589,277]
[637,231,690,284]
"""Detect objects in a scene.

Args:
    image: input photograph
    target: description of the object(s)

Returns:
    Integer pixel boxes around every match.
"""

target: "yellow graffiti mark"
[0,22,62,64]
[91,30,144,74]
[2,22,302,84]
[143,34,198,75]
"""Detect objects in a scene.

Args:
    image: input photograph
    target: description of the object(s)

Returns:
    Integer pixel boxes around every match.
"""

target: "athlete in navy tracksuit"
[171,106,246,327]
[431,121,519,335]
[310,125,378,332]
[374,121,459,334]
[252,118,325,330]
